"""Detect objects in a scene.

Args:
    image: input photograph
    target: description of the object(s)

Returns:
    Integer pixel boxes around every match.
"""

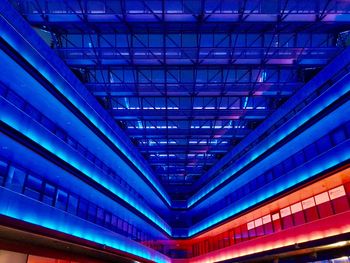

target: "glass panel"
[67,194,78,214]
[293,151,305,167]
[254,218,264,237]
[96,207,104,225]
[291,202,305,226]
[104,212,111,228]
[316,135,332,153]
[283,158,294,173]
[118,218,123,231]
[331,195,349,214]
[273,164,284,178]
[111,215,118,231]
[77,198,88,219]
[272,213,282,232]
[0,160,8,186]
[331,127,347,144]
[26,174,42,191]
[87,203,97,222]
[304,143,318,161]
[55,189,68,210]
[262,215,274,235]
[24,175,42,200]
[6,167,25,193]
[43,183,55,206]
[330,186,349,213]
[240,224,249,242]
[123,221,129,233]
[315,192,333,218]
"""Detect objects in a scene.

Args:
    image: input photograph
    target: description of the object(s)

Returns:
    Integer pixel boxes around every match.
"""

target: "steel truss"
[13,0,350,197]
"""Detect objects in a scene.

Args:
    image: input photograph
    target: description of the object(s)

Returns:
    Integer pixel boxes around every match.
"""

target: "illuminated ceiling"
[12,0,350,200]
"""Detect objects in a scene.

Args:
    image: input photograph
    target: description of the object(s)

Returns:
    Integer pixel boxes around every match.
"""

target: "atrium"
[0,0,350,262]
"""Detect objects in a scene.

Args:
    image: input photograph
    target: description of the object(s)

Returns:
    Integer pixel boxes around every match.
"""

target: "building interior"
[0,0,350,262]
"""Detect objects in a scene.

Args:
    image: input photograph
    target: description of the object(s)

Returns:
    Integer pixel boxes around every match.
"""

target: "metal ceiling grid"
[12,0,350,199]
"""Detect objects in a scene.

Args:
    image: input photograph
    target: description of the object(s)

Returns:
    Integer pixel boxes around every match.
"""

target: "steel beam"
[126,128,251,138]
[138,145,230,153]
[111,109,270,120]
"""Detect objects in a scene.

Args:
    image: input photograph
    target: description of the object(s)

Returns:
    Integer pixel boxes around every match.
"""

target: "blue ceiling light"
[2,2,350,260]
[0,8,171,207]
[0,188,170,263]
[189,135,350,236]
[188,73,350,208]
[0,97,171,235]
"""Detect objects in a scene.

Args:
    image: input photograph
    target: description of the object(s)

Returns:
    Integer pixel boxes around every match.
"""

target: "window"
[41,116,55,132]
[6,167,25,193]
[257,174,266,188]
[345,121,350,136]
[249,179,257,192]
[283,158,294,173]
[331,127,347,144]
[24,104,41,121]
[43,183,56,205]
[247,221,256,238]
[240,224,249,242]
[316,135,332,153]
[7,90,24,109]
[67,137,77,149]
[280,206,293,229]
[243,184,250,195]
[265,171,274,182]
[95,158,102,169]
[293,151,305,167]
[67,194,78,214]
[128,224,133,236]
[86,152,95,163]
[273,163,284,178]
[55,189,68,210]
[111,215,118,231]
[118,218,124,231]
[123,221,129,234]
[87,203,97,222]
[315,192,333,218]
[304,143,318,161]
[24,175,42,200]
[329,186,349,213]
[0,160,8,186]
[254,218,264,237]
[96,207,104,225]
[77,198,88,219]
[77,144,87,157]
[272,212,281,232]
[302,197,318,222]
[104,212,111,228]
[55,129,67,142]
[291,202,305,226]
[262,214,273,235]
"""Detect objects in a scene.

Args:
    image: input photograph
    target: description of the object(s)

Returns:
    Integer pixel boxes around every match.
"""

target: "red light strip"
[193,167,350,240]
[189,210,350,263]
[169,167,350,262]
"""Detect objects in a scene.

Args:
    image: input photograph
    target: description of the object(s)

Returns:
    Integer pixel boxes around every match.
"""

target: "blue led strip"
[0,188,170,263]
[188,72,350,207]
[0,5,171,207]
[0,132,168,243]
[193,47,350,195]
[187,97,350,235]
[0,96,172,235]
[0,48,167,217]
[189,139,350,236]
